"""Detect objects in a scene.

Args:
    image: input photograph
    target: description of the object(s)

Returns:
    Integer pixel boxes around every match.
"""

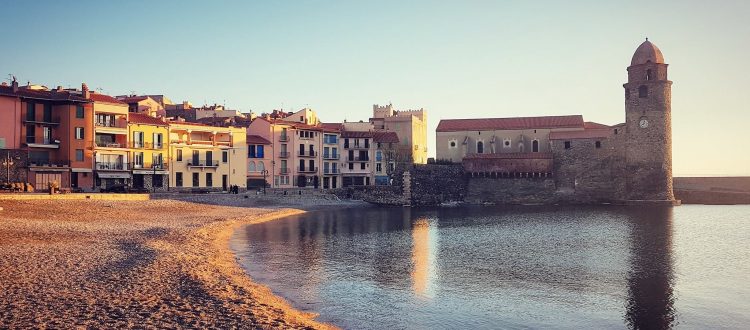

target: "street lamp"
[2,152,14,183]
[151,163,158,193]
[261,169,268,195]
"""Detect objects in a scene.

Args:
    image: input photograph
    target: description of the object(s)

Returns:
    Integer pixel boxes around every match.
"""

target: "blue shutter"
[257,145,264,158]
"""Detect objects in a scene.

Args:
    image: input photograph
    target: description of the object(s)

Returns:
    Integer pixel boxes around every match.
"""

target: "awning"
[96,172,131,179]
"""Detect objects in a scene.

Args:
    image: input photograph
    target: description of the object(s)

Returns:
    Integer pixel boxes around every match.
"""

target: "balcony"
[298,166,318,173]
[24,117,61,126]
[279,167,290,174]
[323,153,340,160]
[28,160,69,167]
[345,144,370,150]
[348,156,370,162]
[96,162,129,171]
[188,160,219,168]
[130,141,164,149]
[25,137,60,149]
[279,135,289,142]
[95,119,127,129]
[323,168,340,174]
[279,152,290,158]
[298,151,317,158]
[131,163,169,171]
[96,141,127,149]
[323,138,338,145]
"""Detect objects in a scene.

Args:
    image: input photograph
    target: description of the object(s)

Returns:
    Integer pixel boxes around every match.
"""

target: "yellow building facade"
[168,122,246,191]
[127,113,169,191]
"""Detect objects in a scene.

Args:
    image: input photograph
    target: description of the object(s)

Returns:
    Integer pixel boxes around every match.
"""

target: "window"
[133,131,144,148]
[75,127,84,140]
[75,149,84,162]
[503,139,511,148]
[134,152,144,167]
[25,124,35,143]
[192,173,199,187]
[258,161,265,172]
[532,140,539,153]
[344,138,350,148]
[26,102,35,121]
[76,105,84,118]
[639,85,648,98]
[192,150,199,165]
[646,69,652,81]
[43,104,52,122]
[176,172,183,187]
[176,149,183,161]
[222,151,228,163]
[449,141,456,148]
[299,159,305,171]
[348,162,354,170]
[614,129,619,135]
[249,161,256,172]
[477,141,484,154]
[206,173,213,187]
[564,141,571,149]
[595,141,602,149]
[153,153,163,167]
[256,145,264,158]
[360,162,366,170]
[376,163,382,173]
[153,133,163,149]
[309,160,315,171]
[206,151,213,165]
[299,143,305,156]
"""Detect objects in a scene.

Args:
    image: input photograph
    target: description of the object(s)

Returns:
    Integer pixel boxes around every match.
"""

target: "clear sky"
[2,1,748,176]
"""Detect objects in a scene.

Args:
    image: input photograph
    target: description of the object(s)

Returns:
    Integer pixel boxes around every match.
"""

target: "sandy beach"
[0,194,365,328]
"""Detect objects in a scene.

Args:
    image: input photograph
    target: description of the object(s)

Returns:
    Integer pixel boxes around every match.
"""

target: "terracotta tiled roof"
[89,93,127,105]
[320,122,342,131]
[373,131,399,143]
[0,86,88,102]
[463,152,554,159]
[340,131,374,138]
[584,121,610,129]
[246,135,271,145]
[128,113,167,126]
[117,96,149,103]
[436,115,584,132]
[549,128,611,140]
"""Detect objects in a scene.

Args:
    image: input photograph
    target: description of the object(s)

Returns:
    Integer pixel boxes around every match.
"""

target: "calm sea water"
[230,205,750,329]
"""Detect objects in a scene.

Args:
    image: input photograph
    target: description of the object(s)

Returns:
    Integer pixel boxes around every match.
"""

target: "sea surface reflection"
[230,205,750,329]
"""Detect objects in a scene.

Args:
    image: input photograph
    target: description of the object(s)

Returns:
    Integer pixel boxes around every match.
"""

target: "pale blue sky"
[2,1,748,176]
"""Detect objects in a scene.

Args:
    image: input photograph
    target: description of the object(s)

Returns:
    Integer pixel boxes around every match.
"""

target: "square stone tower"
[623,39,676,202]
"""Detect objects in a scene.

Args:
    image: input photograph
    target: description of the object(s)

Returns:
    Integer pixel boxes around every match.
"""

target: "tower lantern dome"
[630,39,665,66]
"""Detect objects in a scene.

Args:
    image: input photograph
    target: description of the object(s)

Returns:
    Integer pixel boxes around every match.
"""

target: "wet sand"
[0,197,356,329]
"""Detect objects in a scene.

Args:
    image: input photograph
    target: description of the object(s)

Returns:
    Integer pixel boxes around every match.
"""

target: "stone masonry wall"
[551,136,626,203]
[409,164,467,205]
[465,177,557,204]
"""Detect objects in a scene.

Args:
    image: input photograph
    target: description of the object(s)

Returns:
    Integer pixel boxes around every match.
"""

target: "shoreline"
[0,195,355,328]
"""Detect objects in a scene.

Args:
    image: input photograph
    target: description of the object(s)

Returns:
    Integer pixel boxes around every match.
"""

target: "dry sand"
[0,196,356,329]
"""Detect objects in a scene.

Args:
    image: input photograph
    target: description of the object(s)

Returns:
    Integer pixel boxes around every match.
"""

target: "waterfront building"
[340,130,374,187]
[373,131,400,185]
[0,80,93,191]
[246,134,272,189]
[168,122,246,191]
[117,95,164,117]
[91,91,131,191]
[435,39,677,204]
[369,104,428,164]
[321,130,341,189]
[127,113,169,191]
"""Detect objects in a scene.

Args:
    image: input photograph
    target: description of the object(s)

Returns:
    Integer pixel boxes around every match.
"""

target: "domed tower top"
[630,39,665,66]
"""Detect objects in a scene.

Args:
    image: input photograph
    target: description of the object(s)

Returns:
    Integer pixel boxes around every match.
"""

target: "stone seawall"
[409,164,467,206]
[465,177,556,204]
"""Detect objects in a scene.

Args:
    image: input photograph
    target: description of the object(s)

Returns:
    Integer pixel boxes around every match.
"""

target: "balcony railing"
[130,141,164,149]
[187,160,219,167]
[279,152,290,158]
[95,119,127,129]
[280,167,290,174]
[96,141,126,148]
[298,166,318,173]
[25,137,60,148]
[323,168,340,174]
[323,153,340,160]
[28,160,70,167]
[345,144,369,150]
[348,156,370,161]
[131,163,168,170]
[298,151,317,158]
[24,117,61,125]
[279,135,289,142]
[323,138,338,145]
[96,162,129,171]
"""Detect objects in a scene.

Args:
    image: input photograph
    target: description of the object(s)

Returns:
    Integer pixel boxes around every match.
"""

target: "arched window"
[646,69,652,80]
[639,85,648,98]
[248,161,256,172]
[477,141,484,154]
[532,140,539,153]
[258,161,265,172]
[518,143,525,152]
[595,141,602,149]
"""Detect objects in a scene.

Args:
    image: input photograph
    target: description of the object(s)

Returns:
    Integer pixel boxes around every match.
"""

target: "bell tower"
[623,39,676,202]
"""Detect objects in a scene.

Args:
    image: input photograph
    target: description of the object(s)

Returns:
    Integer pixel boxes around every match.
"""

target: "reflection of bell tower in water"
[625,207,676,329]
[623,39,677,203]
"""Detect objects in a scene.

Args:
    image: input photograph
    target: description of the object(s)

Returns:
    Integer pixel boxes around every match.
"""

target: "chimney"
[82,83,90,99]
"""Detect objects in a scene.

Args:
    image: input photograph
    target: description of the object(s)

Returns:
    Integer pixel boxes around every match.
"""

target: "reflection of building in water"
[625,207,676,329]
[411,217,438,298]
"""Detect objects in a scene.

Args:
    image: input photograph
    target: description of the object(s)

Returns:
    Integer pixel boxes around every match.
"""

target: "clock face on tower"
[639,117,649,128]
